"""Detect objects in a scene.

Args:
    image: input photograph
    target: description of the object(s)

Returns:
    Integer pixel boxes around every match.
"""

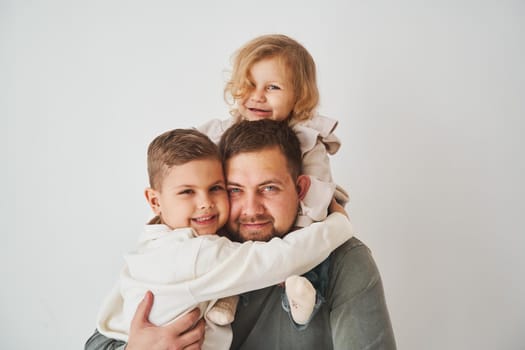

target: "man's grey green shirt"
[85,238,396,350]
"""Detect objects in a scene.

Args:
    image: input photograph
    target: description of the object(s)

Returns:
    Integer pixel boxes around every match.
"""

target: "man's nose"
[241,193,264,216]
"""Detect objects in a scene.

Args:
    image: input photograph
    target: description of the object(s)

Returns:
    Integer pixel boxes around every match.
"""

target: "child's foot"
[285,275,316,325]
[206,295,239,326]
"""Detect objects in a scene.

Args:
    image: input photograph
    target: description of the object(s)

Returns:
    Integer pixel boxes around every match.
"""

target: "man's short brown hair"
[218,120,302,180]
[147,128,219,190]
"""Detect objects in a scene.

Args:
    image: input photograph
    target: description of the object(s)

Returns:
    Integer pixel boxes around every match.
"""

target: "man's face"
[225,146,307,242]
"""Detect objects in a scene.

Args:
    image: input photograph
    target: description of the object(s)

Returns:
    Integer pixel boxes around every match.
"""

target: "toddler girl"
[199,34,349,328]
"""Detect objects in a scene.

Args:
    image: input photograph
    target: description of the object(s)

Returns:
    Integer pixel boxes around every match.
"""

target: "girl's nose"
[250,88,266,102]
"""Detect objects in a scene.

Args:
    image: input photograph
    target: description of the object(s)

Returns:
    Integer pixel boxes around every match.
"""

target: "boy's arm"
[188,212,353,302]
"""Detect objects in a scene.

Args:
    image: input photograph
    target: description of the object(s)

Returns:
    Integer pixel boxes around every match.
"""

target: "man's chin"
[226,222,271,242]
[226,226,275,243]
[239,229,274,242]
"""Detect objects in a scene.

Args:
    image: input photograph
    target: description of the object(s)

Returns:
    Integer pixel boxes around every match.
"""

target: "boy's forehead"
[164,158,224,183]
[171,157,222,171]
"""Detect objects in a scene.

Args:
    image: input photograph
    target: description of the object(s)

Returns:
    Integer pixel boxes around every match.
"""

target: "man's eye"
[228,188,241,194]
[262,185,277,192]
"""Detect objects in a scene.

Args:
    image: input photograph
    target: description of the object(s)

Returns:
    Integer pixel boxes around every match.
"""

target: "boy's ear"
[144,187,161,215]
[296,175,311,201]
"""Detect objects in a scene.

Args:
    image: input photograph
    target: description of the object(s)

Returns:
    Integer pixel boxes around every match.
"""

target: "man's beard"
[227,214,285,243]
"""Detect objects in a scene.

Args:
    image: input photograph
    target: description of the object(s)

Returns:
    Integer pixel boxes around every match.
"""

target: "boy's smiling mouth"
[192,214,217,224]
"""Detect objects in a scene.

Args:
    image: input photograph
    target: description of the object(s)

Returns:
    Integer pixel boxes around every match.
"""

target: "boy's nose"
[199,195,214,209]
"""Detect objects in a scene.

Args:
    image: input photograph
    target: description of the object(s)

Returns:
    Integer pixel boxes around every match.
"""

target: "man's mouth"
[239,216,273,229]
[241,222,269,228]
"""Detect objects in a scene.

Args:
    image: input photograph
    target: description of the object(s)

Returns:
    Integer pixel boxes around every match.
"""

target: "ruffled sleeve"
[292,114,341,156]
[197,118,235,144]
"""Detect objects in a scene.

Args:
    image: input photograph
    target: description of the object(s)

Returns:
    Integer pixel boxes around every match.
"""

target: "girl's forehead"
[248,57,291,80]
[254,55,287,68]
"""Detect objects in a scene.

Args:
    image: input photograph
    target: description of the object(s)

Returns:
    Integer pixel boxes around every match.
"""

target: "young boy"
[95,128,353,350]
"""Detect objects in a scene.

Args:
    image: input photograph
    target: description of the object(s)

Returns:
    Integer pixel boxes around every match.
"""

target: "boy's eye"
[178,189,194,195]
[210,185,225,192]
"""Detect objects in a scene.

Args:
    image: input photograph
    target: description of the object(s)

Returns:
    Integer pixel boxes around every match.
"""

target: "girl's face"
[238,57,296,122]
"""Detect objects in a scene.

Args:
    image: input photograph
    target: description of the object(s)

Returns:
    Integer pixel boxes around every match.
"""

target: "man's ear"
[144,187,161,215]
[296,175,311,201]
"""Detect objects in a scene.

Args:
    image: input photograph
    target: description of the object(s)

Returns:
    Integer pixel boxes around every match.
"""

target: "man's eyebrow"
[226,179,284,187]
[258,179,284,186]
[226,181,243,187]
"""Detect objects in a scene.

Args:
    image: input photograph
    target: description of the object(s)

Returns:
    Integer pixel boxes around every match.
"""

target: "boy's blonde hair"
[225,34,319,123]
[147,128,219,191]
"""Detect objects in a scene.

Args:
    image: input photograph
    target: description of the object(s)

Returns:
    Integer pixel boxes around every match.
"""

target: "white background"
[2,1,524,349]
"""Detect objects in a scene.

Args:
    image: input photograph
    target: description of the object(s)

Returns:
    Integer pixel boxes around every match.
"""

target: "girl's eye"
[267,85,280,91]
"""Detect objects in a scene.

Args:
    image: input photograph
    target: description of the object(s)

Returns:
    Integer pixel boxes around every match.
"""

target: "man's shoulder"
[331,236,371,264]
[328,237,382,296]
[335,236,368,252]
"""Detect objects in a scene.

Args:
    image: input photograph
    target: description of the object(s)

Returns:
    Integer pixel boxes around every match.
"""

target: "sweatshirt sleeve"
[188,212,353,301]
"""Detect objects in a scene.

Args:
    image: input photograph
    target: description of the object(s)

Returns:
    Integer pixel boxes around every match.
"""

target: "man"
[86,120,396,349]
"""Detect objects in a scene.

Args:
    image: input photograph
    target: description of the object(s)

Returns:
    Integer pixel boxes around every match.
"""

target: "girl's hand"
[328,198,348,218]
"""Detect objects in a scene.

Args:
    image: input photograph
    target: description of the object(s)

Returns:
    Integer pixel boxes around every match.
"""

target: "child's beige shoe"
[206,295,239,326]
[285,275,316,325]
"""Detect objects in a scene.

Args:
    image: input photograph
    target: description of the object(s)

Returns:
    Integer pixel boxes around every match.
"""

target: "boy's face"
[145,158,229,235]
[238,57,296,122]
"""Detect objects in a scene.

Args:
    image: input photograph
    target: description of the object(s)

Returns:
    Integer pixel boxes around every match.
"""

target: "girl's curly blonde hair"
[224,34,319,124]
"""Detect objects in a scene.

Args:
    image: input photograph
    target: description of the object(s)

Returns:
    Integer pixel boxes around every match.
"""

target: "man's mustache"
[237,214,274,224]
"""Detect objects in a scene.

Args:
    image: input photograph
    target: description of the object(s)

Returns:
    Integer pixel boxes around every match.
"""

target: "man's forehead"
[225,147,293,181]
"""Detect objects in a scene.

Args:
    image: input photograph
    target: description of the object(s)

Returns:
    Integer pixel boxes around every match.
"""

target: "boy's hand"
[328,198,348,218]
[128,291,205,350]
